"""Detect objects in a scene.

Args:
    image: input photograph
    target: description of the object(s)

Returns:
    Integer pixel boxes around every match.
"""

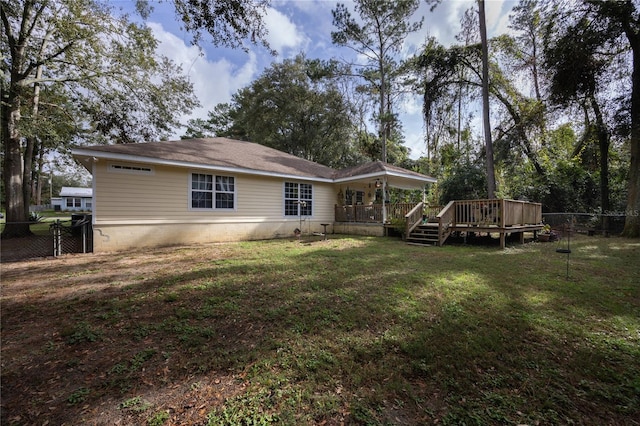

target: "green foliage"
[67,387,90,405]
[184,54,364,169]
[165,0,272,52]
[28,212,43,223]
[64,321,102,344]
[437,162,488,204]
[207,390,279,426]
[119,396,152,412]
[1,0,198,230]
[148,410,170,426]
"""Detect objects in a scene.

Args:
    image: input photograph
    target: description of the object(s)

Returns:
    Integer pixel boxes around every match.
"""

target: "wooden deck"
[405,199,544,249]
[333,199,544,249]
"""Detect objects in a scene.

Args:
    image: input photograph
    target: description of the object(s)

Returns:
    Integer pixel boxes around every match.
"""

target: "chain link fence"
[1,215,92,262]
[542,213,626,236]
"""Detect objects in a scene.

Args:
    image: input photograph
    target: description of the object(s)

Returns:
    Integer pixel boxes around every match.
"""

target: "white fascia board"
[386,169,438,184]
[333,170,437,185]
[72,149,334,184]
[333,171,385,184]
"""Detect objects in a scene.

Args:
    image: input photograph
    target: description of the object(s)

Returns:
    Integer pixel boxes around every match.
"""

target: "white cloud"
[264,7,309,55]
[148,22,258,131]
[404,128,427,160]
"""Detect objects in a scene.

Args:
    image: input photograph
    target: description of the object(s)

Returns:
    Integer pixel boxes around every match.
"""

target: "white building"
[53,187,93,211]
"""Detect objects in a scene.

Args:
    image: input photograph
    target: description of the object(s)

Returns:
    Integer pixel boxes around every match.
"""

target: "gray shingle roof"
[73,137,435,184]
[74,137,336,179]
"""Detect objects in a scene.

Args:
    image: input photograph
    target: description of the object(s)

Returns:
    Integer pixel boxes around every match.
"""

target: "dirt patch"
[1,244,256,425]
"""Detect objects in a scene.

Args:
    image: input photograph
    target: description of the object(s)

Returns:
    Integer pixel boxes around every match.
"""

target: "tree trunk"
[623,36,640,237]
[478,0,496,198]
[589,95,611,234]
[379,55,387,163]
[1,87,31,237]
[35,147,45,206]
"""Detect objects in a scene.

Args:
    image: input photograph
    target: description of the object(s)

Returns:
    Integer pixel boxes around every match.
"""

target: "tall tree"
[544,1,636,232]
[583,0,640,237]
[331,0,423,164]
[183,55,365,169]
[478,0,497,198]
[1,0,197,237]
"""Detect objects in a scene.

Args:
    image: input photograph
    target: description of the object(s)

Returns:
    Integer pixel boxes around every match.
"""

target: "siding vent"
[109,164,154,175]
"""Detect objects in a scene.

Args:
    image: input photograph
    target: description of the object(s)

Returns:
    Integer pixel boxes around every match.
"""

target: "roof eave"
[72,149,334,183]
[72,148,436,187]
[334,170,437,186]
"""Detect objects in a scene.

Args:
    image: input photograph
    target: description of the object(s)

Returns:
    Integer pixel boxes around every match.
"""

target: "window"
[66,198,82,208]
[215,176,235,209]
[190,173,235,210]
[284,182,312,216]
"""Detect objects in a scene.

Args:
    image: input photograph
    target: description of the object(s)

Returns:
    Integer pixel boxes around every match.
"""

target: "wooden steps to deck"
[406,222,440,246]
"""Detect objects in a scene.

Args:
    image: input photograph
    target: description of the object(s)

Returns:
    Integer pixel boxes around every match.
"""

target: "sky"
[117,0,517,160]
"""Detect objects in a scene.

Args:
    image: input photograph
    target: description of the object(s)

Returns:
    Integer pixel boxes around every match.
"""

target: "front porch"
[333,203,435,237]
[331,161,437,232]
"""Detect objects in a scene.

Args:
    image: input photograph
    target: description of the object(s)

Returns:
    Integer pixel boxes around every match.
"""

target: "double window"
[190,173,235,210]
[66,198,82,208]
[284,182,312,216]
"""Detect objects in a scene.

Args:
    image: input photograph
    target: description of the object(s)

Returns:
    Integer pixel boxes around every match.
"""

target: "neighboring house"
[55,187,93,211]
[72,138,436,253]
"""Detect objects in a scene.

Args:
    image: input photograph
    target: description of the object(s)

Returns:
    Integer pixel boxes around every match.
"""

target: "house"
[52,187,93,211]
[71,137,436,252]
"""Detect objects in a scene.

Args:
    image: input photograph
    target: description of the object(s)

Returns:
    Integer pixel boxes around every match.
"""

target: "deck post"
[500,232,506,249]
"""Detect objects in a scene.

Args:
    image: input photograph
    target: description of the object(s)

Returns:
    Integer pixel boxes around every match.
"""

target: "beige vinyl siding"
[93,161,335,225]
[95,163,186,221]
[91,161,340,252]
[310,182,336,220]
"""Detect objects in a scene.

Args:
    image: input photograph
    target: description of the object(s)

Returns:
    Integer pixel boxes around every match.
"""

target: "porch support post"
[382,178,387,223]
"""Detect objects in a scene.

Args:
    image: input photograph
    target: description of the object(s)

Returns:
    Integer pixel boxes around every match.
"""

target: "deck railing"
[503,199,542,226]
[334,203,419,223]
[453,199,542,227]
[334,204,383,223]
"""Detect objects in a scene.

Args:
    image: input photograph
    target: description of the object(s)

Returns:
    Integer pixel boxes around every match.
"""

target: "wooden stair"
[406,221,440,246]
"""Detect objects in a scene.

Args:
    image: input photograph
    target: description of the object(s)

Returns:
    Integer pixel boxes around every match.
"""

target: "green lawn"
[1,235,639,425]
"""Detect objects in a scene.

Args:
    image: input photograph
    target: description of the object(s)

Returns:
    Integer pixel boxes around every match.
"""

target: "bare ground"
[1,244,268,426]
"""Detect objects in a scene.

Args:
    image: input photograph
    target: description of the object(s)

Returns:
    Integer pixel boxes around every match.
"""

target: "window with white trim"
[66,198,82,208]
[284,182,312,216]
[215,176,235,209]
[190,173,235,210]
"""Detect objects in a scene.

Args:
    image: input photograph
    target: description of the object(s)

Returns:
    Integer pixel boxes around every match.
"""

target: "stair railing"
[436,201,456,246]
[404,202,424,240]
